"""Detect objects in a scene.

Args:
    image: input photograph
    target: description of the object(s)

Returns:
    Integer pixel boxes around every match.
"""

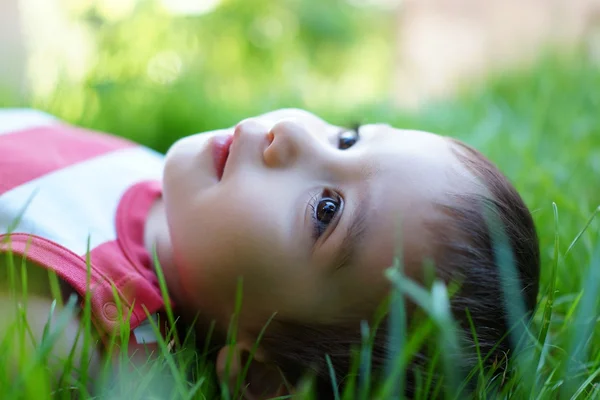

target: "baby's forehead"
[367,127,467,172]
[370,132,484,222]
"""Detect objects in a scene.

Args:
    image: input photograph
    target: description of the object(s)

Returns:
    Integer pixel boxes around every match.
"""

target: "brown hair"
[257,139,540,398]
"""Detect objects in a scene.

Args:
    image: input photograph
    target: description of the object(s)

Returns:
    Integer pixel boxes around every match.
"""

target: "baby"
[0,108,539,398]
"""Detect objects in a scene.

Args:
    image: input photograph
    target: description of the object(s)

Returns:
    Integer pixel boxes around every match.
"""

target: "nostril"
[263,131,297,169]
[266,131,274,144]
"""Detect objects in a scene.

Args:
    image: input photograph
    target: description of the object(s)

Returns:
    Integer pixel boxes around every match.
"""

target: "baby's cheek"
[360,241,395,288]
[340,223,397,311]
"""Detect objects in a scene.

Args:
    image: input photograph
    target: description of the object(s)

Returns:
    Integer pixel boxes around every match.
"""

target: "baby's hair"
[255,138,540,397]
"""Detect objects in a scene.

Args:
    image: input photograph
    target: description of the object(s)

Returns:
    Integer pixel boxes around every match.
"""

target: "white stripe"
[0,147,164,255]
[0,108,58,136]
[133,314,160,344]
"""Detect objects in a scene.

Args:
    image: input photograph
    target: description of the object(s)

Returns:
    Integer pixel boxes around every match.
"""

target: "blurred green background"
[1,0,600,306]
[1,0,395,152]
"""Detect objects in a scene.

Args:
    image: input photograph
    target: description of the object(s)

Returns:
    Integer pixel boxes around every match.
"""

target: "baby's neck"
[144,199,218,346]
[144,197,185,305]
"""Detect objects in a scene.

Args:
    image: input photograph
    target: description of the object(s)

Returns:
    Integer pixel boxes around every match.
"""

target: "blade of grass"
[238,312,277,396]
[529,202,560,397]
[223,278,243,400]
[357,320,372,400]
[560,235,600,398]
[152,246,180,349]
[483,201,536,395]
[423,350,440,399]
[3,189,38,236]
[383,263,464,399]
[201,319,216,360]
[465,308,485,395]
[140,306,188,399]
[78,236,94,393]
[430,281,463,400]
[536,203,559,350]
[569,364,600,400]
[382,257,406,399]
[326,354,341,400]
[9,295,79,397]
[58,294,87,394]
[46,269,64,308]
[565,205,600,257]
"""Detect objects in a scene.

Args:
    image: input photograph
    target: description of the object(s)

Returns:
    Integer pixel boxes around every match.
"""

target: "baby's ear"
[216,342,290,400]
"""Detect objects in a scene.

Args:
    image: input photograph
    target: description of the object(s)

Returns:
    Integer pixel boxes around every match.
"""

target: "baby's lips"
[211,134,234,180]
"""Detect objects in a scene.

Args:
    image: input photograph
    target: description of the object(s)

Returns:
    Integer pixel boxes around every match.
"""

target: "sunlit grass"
[1,53,600,398]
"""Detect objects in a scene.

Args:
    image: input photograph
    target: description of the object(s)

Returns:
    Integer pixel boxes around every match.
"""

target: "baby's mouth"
[211,134,234,180]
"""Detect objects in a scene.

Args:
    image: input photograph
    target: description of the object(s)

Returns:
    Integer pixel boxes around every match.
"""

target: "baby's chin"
[162,132,218,190]
[165,133,208,165]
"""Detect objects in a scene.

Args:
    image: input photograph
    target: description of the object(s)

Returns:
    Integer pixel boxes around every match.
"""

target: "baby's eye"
[316,197,339,224]
[337,127,360,150]
[312,192,342,239]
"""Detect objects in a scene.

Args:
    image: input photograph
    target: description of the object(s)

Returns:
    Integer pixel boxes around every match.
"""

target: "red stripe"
[0,234,163,335]
[87,240,165,330]
[0,233,113,333]
[0,124,135,195]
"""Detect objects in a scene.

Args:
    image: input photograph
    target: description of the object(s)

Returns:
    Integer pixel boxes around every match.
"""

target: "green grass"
[1,52,600,398]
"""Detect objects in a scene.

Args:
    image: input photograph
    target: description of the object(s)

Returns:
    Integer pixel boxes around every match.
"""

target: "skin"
[148,108,477,338]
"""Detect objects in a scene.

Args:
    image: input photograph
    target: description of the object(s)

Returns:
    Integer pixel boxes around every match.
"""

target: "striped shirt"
[0,108,169,354]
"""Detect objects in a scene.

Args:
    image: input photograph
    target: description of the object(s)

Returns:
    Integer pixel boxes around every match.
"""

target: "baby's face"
[162,109,473,334]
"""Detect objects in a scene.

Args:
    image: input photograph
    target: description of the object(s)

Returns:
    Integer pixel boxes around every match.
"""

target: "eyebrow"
[334,189,370,271]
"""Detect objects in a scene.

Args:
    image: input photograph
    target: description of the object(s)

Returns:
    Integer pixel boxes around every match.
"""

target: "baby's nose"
[263,119,312,168]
